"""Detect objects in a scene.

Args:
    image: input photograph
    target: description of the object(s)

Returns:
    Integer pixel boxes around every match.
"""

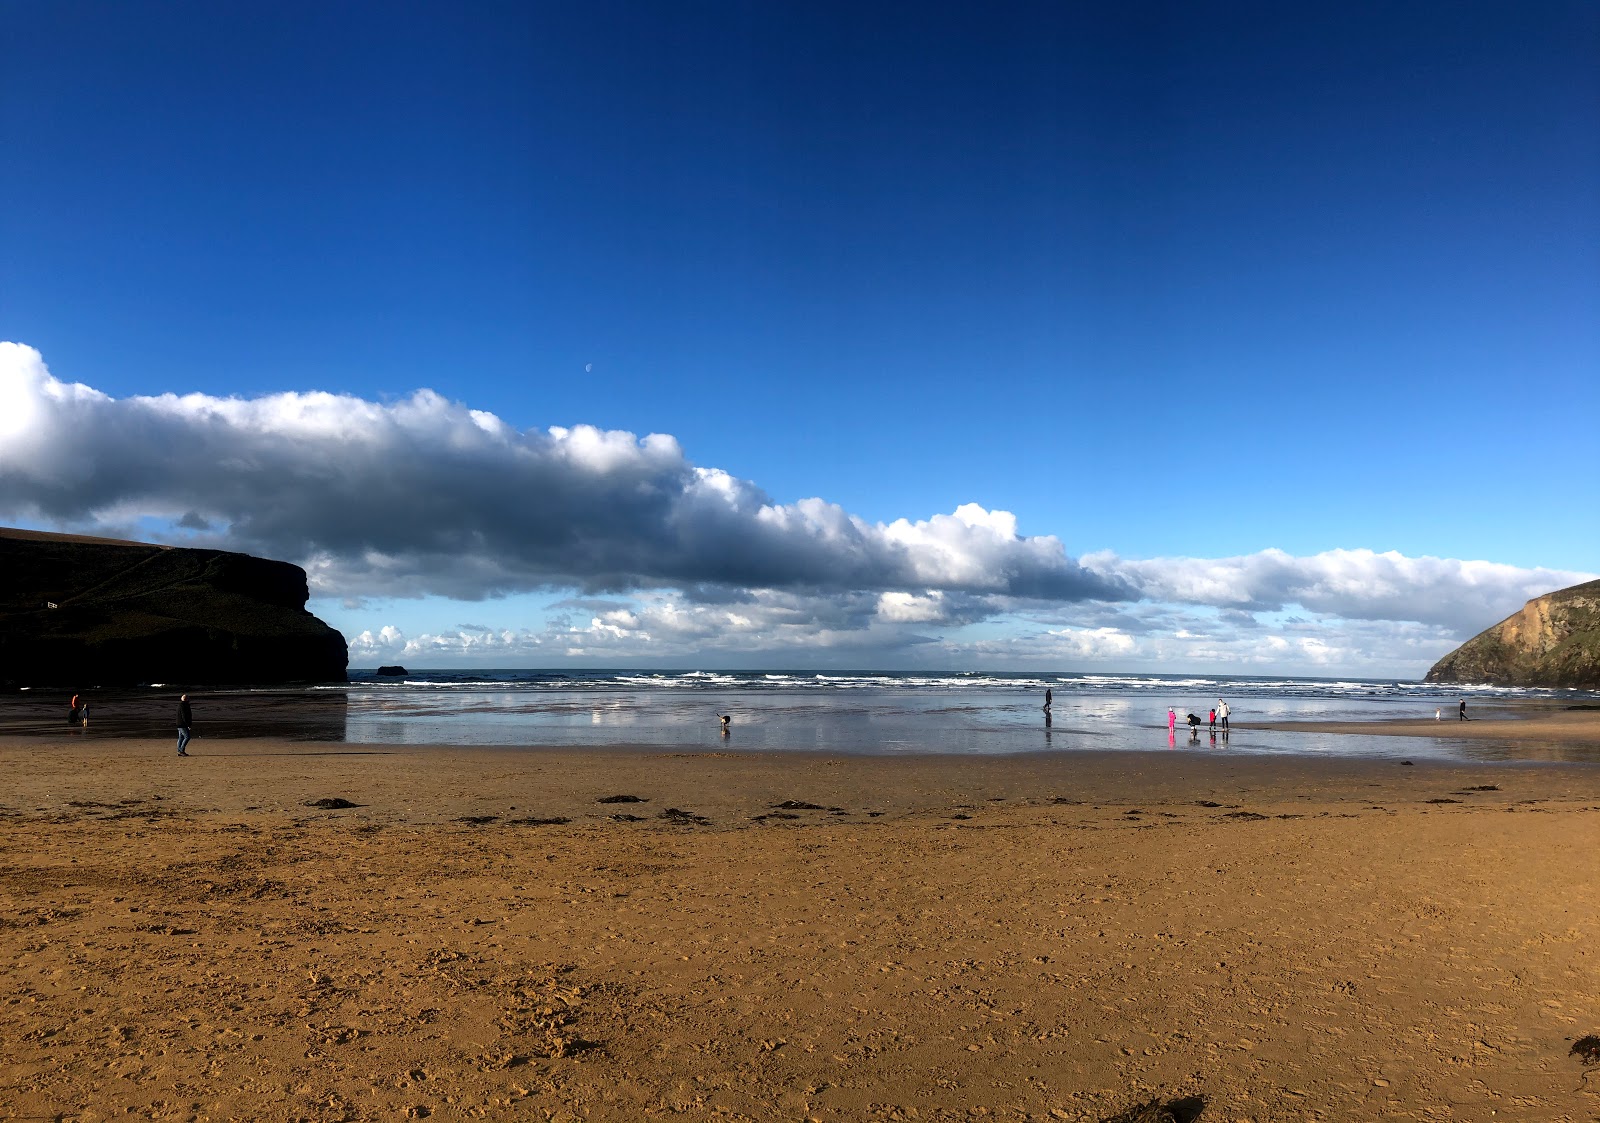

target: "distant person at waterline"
[1216,698,1230,731]
[1044,688,1052,712]
[1459,699,1468,722]
[177,694,193,756]
[1168,708,1177,734]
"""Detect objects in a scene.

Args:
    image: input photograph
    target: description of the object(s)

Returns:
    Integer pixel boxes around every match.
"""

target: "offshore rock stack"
[1,527,348,688]
[1426,578,1600,689]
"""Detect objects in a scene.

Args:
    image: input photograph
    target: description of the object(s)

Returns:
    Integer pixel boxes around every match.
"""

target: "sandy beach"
[3,717,1600,1122]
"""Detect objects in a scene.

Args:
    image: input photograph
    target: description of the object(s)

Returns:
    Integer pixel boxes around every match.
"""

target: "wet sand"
[1250,706,1600,744]
[3,734,1599,1122]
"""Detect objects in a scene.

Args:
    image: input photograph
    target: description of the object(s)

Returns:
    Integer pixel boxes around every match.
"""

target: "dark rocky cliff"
[1,528,348,687]
[1425,578,1600,689]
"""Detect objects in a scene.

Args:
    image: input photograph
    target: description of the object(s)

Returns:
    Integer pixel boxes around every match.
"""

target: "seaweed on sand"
[1100,1095,1206,1123]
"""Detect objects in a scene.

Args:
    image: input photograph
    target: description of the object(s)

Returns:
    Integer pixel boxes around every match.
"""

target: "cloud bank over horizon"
[2,343,1590,675]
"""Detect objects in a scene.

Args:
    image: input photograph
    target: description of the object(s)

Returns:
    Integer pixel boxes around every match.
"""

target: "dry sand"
[3,723,1600,1122]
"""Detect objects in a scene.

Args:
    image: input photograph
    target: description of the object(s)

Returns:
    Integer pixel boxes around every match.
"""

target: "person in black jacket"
[177,694,193,757]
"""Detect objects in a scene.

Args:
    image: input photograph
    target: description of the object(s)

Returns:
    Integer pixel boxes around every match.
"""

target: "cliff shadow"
[0,687,349,742]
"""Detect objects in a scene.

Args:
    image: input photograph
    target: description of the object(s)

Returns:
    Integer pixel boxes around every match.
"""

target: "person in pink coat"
[1167,708,1177,733]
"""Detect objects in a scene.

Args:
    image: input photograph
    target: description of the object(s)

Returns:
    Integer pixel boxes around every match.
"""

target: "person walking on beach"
[1208,708,1216,734]
[1167,708,1177,734]
[1044,688,1053,712]
[177,694,193,756]
[1217,698,1230,732]
[1458,699,1467,722]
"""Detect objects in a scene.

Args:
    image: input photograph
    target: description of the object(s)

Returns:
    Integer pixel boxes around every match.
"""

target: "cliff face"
[1425,578,1600,689]
[0,528,348,687]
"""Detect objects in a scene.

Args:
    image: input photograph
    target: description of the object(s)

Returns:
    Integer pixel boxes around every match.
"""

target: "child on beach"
[1167,708,1177,734]
[1208,708,1216,733]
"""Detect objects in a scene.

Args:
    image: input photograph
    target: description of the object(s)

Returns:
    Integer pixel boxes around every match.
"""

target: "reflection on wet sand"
[4,685,1600,764]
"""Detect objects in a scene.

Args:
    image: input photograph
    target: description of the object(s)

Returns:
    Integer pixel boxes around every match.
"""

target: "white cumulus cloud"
[1082,547,1592,634]
[0,343,1123,604]
[5,342,1593,676]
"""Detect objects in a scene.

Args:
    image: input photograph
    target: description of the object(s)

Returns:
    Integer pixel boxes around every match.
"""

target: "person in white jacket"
[1217,698,1230,732]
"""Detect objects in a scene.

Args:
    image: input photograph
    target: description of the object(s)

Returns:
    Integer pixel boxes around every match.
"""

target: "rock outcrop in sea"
[1425,578,1600,689]
[1,528,348,687]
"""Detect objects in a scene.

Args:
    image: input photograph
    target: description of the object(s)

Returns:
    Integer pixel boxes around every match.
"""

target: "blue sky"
[2,2,1596,674]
